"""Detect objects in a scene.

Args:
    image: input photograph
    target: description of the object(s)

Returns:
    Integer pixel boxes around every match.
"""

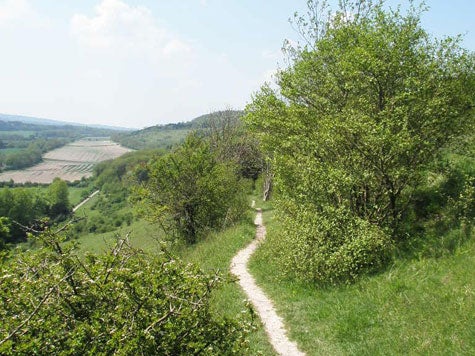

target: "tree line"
[0,178,70,248]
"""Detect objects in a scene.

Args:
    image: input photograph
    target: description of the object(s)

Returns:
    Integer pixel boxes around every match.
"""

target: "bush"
[272,201,392,285]
[0,233,250,355]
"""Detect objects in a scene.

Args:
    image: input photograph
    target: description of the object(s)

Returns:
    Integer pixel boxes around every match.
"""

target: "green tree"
[0,188,45,243]
[246,0,475,283]
[0,217,10,250]
[48,177,70,217]
[135,133,246,244]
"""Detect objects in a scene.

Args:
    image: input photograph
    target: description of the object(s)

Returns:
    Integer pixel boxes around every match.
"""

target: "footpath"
[230,205,306,356]
[72,190,100,213]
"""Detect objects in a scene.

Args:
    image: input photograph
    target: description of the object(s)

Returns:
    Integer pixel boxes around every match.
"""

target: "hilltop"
[112,110,244,150]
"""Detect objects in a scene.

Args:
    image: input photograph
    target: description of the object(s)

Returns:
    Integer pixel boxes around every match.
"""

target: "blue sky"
[0,0,474,128]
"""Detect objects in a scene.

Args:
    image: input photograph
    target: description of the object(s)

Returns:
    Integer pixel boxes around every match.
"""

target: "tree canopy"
[134,133,247,244]
[246,0,475,283]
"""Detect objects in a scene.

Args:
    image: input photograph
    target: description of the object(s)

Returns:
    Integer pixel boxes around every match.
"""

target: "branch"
[0,268,75,346]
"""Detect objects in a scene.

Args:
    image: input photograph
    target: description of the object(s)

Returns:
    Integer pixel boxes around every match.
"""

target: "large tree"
[246,0,475,283]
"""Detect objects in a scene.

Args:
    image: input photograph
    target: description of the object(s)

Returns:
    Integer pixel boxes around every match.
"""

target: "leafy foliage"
[0,180,72,245]
[0,230,250,355]
[134,134,247,244]
[48,178,70,217]
[246,0,475,283]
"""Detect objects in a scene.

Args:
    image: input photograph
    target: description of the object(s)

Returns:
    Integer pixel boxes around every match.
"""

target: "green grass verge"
[175,208,276,355]
[73,219,160,254]
[68,187,88,206]
[249,201,475,355]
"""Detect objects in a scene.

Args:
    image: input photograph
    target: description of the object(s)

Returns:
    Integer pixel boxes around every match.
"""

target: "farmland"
[0,139,132,184]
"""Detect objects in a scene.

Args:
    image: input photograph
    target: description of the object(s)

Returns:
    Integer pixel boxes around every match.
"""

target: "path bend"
[230,206,306,356]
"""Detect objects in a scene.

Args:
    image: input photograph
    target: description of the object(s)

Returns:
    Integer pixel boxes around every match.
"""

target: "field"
[0,139,132,184]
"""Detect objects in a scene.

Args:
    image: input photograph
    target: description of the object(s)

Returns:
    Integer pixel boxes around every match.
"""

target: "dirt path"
[72,190,100,213]
[230,206,306,356]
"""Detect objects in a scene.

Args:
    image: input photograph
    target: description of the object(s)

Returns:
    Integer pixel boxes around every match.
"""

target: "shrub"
[272,201,392,285]
[0,233,250,355]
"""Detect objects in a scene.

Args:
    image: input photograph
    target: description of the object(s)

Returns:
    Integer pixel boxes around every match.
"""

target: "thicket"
[246,0,475,284]
[0,230,250,355]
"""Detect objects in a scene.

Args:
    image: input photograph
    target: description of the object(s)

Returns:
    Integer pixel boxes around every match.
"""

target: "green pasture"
[0,130,36,138]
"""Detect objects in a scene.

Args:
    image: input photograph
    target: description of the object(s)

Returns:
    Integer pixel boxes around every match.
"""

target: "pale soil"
[0,140,132,184]
[230,206,306,356]
[72,190,100,213]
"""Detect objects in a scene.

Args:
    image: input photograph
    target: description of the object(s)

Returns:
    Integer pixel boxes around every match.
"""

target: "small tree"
[48,177,70,217]
[135,133,246,244]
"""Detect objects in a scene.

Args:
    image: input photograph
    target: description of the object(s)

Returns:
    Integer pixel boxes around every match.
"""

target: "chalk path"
[230,205,306,356]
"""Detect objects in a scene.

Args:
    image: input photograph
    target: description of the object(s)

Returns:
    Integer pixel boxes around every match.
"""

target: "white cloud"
[0,0,46,27]
[70,0,192,60]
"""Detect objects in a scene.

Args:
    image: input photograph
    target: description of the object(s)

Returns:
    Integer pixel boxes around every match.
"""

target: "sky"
[0,0,474,129]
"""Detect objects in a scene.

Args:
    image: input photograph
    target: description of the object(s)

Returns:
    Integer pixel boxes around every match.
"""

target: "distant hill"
[0,113,132,132]
[112,110,244,150]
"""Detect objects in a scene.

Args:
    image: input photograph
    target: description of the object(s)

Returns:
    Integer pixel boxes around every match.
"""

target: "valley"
[0,139,132,184]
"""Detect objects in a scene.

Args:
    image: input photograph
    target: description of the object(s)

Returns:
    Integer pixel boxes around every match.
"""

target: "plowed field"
[0,139,132,184]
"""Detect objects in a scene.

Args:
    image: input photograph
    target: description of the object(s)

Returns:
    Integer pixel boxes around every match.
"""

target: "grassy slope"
[175,208,276,355]
[71,193,160,254]
[72,195,276,354]
[249,201,475,355]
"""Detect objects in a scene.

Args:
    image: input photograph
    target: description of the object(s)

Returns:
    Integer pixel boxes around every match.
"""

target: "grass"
[73,219,160,254]
[249,201,475,355]
[175,207,276,356]
[71,192,162,254]
[68,187,88,206]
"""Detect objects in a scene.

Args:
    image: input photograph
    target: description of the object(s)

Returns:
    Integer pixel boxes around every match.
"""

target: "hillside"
[112,110,244,150]
[0,119,132,172]
[0,113,132,131]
